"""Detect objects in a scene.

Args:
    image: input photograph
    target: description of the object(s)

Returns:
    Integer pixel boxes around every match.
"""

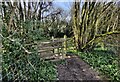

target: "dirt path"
[57,56,101,80]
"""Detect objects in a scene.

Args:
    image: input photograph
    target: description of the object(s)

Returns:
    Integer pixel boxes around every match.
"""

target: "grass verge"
[70,49,120,81]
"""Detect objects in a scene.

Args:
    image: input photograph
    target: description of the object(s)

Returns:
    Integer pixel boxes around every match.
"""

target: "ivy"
[76,49,120,81]
[1,21,57,81]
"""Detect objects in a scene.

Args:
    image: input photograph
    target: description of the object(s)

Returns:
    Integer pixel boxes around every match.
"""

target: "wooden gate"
[37,35,68,60]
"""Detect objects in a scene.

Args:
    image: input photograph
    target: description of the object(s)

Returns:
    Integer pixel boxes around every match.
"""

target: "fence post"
[52,36,54,53]
[63,35,67,58]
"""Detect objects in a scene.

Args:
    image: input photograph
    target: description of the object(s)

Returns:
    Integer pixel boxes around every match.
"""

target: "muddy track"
[57,56,101,80]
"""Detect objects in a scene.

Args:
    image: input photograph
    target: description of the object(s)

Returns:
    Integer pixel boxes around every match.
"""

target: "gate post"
[52,36,54,53]
[63,35,67,58]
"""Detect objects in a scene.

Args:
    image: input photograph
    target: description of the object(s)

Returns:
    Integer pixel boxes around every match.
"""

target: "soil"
[56,56,102,80]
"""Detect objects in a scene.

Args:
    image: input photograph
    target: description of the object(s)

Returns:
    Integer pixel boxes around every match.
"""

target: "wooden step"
[39,46,64,49]
[38,46,64,53]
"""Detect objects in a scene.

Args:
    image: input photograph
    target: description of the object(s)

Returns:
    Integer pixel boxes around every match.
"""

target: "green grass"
[70,48,120,81]
[42,59,65,80]
[38,61,57,80]
[2,55,58,81]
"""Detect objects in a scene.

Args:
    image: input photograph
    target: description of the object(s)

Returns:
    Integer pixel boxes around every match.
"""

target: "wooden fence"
[37,35,75,60]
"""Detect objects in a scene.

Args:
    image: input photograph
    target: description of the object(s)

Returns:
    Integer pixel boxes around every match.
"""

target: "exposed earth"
[56,56,102,80]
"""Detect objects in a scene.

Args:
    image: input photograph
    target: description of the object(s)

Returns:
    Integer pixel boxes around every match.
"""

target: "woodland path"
[56,55,102,80]
[38,39,103,80]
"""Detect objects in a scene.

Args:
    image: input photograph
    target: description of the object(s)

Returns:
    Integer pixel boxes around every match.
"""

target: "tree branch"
[82,31,120,50]
[96,31,120,37]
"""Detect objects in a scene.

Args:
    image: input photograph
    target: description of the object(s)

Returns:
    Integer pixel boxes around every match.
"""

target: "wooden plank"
[40,54,60,60]
[40,54,64,61]
[39,46,63,49]
[38,47,64,52]
[37,37,73,60]
[38,42,63,48]
[40,39,65,44]
[39,52,62,57]
[38,49,61,53]
[38,43,62,47]
[38,49,53,53]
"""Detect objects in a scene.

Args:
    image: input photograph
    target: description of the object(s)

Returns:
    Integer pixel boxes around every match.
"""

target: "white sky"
[0,0,119,2]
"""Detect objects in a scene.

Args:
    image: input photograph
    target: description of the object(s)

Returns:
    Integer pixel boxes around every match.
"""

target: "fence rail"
[37,35,74,60]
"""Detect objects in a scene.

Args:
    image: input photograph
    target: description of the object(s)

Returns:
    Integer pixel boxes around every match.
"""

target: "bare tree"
[72,0,120,51]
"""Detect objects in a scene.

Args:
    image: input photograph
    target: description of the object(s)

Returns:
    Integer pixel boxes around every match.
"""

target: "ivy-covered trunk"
[72,1,120,52]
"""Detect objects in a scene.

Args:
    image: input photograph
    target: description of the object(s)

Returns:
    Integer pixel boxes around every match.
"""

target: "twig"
[0,34,33,54]
[27,60,36,70]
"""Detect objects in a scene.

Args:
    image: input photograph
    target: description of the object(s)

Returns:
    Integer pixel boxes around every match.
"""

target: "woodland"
[0,0,120,81]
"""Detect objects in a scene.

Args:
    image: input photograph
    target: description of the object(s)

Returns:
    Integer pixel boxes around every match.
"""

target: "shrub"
[1,21,57,81]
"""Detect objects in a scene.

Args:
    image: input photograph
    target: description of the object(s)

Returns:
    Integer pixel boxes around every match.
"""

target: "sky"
[53,2,72,11]
[52,0,119,11]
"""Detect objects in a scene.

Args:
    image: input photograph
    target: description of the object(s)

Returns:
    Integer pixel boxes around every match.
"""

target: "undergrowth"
[70,48,120,81]
[1,22,57,81]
